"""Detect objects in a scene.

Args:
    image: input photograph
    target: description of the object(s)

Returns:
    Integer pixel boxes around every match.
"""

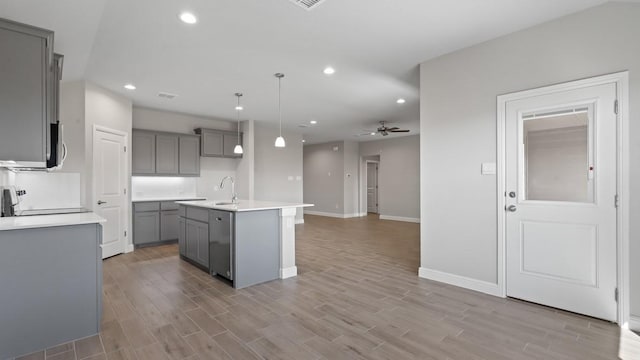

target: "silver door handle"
[507,205,517,212]
[97,200,107,205]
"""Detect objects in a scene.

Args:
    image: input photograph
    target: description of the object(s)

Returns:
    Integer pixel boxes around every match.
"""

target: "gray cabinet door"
[210,210,233,280]
[201,131,224,157]
[178,217,186,256]
[186,219,209,268]
[223,133,242,158]
[0,20,51,165]
[160,210,179,241]
[133,211,160,245]
[156,134,179,174]
[132,131,156,174]
[179,136,200,175]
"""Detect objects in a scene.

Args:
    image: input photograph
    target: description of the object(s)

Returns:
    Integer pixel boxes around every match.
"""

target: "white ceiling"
[0,0,617,143]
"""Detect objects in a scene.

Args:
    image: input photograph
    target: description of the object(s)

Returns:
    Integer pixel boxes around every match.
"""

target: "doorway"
[367,162,379,214]
[93,126,128,259]
[498,72,629,324]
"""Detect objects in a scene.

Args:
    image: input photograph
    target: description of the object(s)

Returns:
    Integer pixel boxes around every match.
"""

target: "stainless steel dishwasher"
[209,210,233,280]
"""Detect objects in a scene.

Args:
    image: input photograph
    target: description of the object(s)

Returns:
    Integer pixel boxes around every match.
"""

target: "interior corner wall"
[253,123,303,221]
[419,1,640,318]
[235,120,255,201]
[303,142,345,216]
[359,135,420,221]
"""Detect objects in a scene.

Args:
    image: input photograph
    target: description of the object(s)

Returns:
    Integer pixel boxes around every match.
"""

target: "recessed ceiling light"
[302,139,306,143]
[396,98,406,104]
[179,12,197,24]
[310,120,318,125]
[235,106,243,111]
[323,67,335,75]
[124,84,136,90]
[370,132,377,136]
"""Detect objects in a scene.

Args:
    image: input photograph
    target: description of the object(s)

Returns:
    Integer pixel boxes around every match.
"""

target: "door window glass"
[522,107,593,202]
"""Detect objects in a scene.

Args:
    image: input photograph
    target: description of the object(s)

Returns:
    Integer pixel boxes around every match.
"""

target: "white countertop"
[175,199,313,212]
[132,196,206,203]
[0,212,106,231]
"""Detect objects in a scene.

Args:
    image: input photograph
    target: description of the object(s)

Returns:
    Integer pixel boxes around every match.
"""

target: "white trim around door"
[496,71,630,326]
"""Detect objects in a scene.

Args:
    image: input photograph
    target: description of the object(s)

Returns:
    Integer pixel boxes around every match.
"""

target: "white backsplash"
[14,172,81,210]
[132,176,198,200]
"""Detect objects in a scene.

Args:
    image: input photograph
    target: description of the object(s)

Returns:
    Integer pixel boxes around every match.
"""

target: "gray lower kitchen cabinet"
[185,219,209,269]
[0,223,102,359]
[0,18,54,166]
[132,131,156,174]
[179,135,200,175]
[132,130,200,176]
[133,210,160,246]
[195,128,243,158]
[178,217,186,256]
[160,210,179,241]
[156,134,179,174]
[134,201,187,246]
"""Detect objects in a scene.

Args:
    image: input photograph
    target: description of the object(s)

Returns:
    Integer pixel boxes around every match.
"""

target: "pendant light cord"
[278,76,282,137]
[237,95,241,143]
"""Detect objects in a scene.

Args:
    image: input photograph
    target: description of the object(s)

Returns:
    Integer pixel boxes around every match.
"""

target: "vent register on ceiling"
[290,0,327,10]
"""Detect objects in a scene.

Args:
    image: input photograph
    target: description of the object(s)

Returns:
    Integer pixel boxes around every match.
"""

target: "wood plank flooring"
[15,214,640,360]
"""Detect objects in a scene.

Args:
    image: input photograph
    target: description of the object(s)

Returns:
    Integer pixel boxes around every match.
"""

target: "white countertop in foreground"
[132,197,206,203]
[176,200,313,212]
[0,213,106,231]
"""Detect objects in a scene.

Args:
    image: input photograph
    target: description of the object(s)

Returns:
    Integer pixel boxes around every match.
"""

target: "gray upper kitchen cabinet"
[195,128,242,158]
[179,135,200,175]
[132,131,156,174]
[155,134,179,174]
[132,130,200,176]
[0,18,53,166]
[200,130,224,157]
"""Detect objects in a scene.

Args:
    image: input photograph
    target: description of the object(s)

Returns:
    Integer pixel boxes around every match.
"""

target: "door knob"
[97,200,107,205]
[507,205,517,212]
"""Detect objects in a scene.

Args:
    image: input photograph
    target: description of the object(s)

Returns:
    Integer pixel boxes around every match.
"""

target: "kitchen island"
[176,200,311,289]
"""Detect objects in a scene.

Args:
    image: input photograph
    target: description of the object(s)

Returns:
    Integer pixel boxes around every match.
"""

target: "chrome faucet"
[219,176,238,204]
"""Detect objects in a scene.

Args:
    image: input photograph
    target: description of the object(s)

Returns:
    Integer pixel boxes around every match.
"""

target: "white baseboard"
[630,315,640,331]
[418,267,502,297]
[380,215,420,223]
[304,210,365,219]
[295,218,304,224]
[280,266,297,279]
[125,244,134,253]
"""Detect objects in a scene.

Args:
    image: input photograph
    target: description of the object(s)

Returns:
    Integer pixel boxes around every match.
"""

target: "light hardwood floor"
[16,214,640,360]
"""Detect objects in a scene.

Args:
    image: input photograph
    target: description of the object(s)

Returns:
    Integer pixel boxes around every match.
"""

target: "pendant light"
[233,93,244,154]
[274,73,286,148]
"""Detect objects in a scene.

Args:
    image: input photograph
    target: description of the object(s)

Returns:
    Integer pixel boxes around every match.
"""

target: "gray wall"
[419,2,640,318]
[343,141,360,216]
[253,123,304,221]
[360,135,420,221]
[303,142,345,215]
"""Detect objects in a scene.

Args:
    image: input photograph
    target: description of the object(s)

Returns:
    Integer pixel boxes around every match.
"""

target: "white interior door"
[367,163,378,213]
[505,82,618,321]
[94,128,127,259]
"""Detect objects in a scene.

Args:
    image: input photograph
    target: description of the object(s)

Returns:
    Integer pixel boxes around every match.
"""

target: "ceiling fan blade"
[390,129,410,132]
[387,127,399,131]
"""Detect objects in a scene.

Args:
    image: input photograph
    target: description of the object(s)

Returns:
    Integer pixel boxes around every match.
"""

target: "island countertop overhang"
[175,199,313,212]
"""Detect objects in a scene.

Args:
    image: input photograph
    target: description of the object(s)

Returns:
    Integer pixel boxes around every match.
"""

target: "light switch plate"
[481,162,496,175]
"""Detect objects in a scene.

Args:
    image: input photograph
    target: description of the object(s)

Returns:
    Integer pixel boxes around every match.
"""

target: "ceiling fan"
[373,121,410,136]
